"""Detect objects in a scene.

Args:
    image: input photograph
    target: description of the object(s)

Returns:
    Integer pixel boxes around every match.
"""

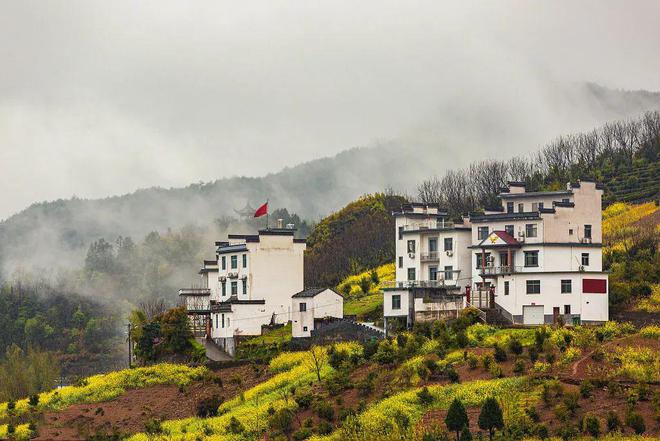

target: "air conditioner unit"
[408,252,416,259]
[487,255,495,262]
[578,265,585,272]
[446,251,453,257]
[518,231,525,237]
[582,237,592,244]
[228,272,238,279]
[240,274,248,280]
[218,276,227,282]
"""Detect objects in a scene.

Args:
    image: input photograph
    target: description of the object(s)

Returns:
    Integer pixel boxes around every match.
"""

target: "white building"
[383,203,472,330]
[180,227,306,355]
[470,180,608,325]
[291,288,344,338]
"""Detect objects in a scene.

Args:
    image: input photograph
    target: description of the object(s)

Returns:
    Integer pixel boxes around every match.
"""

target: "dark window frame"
[524,250,539,267]
[444,237,453,251]
[392,295,401,310]
[526,280,541,294]
[561,279,572,293]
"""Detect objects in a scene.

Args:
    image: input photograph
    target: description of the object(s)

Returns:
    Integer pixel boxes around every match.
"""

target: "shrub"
[196,395,223,417]
[481,354,493,370]
[325,369,351,396]
[144,418,163,435]
[467,353,479,369]
[7,400,15,411]
[422,425,450,441]
[445,366,460,383]
[579,380,593,398]
[606,410,620,432]
[525,406,539,422]
[313,400,335,421]
[508,338,523,356]
[545,353,556,364]
[536,424,549,439]
[581,413,600,437]
[294,390,313,409]
[493,344,507,362]
[489,363,503,379]
[226,416,245,434]
[513,360,525,375]
[527,346,539,362]
[417,387,434,406]
[455,331,469,348]
[445,398,469,440]
[625,410,646,434]
[293,427,312,441]
[269,408,294,435]
[590,348,605,362]
[28,394,39,407]
[373,339,397,364]
[562,392,580,416]
[316,420,333,435]
[459,426,472,441]
[358,277,372,295]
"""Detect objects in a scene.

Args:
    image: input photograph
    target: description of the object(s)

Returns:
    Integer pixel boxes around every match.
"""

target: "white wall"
[383,289,409,317]
[291,289,343,338]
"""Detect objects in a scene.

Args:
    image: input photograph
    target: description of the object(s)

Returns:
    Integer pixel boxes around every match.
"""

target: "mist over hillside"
[1,83,659,280]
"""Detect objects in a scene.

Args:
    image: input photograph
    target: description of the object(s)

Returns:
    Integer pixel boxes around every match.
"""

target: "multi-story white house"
[383,180,609,328]
[291,288,344,338]
[180,226,306,355]
[470,180,608,325]
[383,203,472,330]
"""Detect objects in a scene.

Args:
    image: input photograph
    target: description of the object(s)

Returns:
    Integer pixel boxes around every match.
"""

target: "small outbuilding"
[291,288,343,338]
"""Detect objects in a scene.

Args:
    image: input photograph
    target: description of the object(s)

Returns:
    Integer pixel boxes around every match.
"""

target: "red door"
[553,307,560,323]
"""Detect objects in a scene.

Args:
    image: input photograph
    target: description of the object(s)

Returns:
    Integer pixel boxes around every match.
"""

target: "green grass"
[243,323,292,345]
[344,293,383,317]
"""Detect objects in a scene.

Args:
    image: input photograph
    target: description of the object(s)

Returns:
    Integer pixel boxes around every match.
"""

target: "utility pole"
[127,323,132,368]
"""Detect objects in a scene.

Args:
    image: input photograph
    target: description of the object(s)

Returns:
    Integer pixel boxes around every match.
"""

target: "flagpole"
[266,199,269,230]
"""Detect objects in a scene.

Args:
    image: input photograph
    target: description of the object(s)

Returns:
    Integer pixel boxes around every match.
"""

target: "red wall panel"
[583,278,607,294]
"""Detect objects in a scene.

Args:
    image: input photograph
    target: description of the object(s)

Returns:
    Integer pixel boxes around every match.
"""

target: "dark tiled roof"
[217,244,248,254]
[498,190,572,199]
[470,212,542,222]
[292,288,341,298]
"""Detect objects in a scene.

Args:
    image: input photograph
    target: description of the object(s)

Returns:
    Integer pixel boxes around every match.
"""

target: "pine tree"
[445,398,469,441]
[478,397,504,441]
[459,426,472,441]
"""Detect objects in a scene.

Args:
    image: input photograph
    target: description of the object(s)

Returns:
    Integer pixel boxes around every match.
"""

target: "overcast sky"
[0,0,659,220]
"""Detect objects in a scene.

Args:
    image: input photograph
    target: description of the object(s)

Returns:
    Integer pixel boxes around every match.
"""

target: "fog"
[1,0,659,220]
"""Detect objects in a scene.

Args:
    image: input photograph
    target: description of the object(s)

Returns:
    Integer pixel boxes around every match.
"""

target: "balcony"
[382,279,459,289]
[420,252,440,262]
[178,288,211,296]
[478,266,522,277]
[402,221,456,232]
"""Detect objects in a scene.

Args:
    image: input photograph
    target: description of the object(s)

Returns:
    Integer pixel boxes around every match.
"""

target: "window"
[221,256,226,270]
[429,266,437,281]
[505,225,514,236]
[444,265,453,280]
[398,226,404,240]
[215,314,219,329]
[581,253,589,266]
[504,281,510,295]
[303,326,308,332]
[499,252,509,267]
[564,305,571,314]
[506,202,514,213]
[299,302,307,312]
[407,268,416,281]
[242,279,247,295]
[524,251,539,267]
[429,238,438,252]
[477,227,489,240]
[518,203,524,213]
[242,254,247,268]
[532,202,538,211]
[561,279,572,293]
[569,228,574,235]
[221,313,225,328]
[562,198,569,203]
[230,255,238,269]
[407,240,416,253]
[444,237,453,251]
[227,317,230,327]
[398,256,403,268]
[231,281,238,295]
[526,280,541,294]
[525,223,537,238]
[392,295,401,310]
[584,224,592,239]
[221,281,226,297]
[476,253,491,269]
[539,202,544,210]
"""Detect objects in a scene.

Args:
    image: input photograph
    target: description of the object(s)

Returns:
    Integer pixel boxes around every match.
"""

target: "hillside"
[1,83,659,280]
[1,322,658,440]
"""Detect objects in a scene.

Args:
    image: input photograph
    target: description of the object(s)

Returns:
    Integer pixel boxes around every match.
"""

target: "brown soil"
[34,364,269,440]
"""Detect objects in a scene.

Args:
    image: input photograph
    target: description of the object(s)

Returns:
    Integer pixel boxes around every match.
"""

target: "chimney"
[277,218,283,229]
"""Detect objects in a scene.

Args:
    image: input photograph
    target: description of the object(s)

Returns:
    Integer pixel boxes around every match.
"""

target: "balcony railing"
[178,288,211,296]
[478,266,522,276]
[402,221,456,232]
[420,252,440,262]
[382,279,459,289]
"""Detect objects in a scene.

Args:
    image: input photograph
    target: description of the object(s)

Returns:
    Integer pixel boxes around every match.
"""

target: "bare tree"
[305,345,328,382]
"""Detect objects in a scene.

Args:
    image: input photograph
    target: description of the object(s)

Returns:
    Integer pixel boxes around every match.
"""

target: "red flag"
[254,202,268,218]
